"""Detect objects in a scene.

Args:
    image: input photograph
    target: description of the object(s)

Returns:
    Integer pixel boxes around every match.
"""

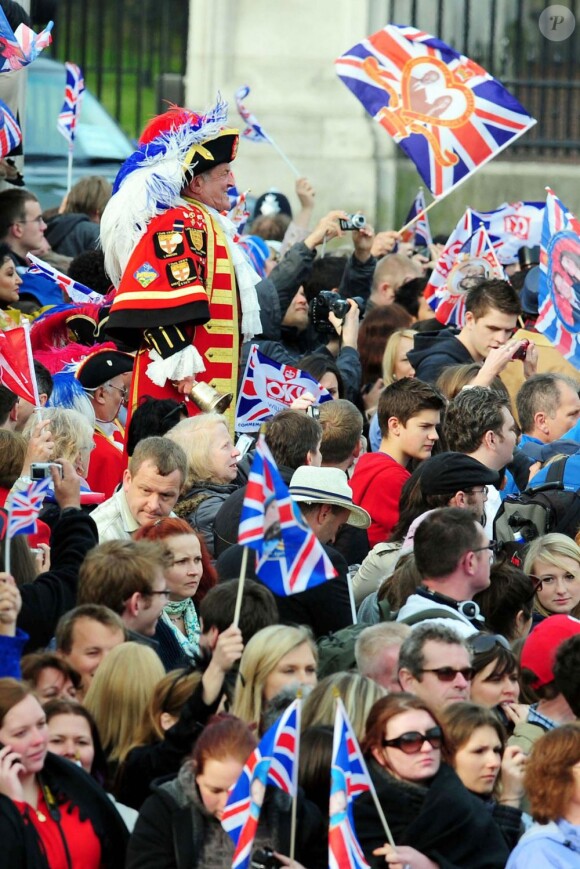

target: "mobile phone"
[235,434,254,461]
[512,340,530,361]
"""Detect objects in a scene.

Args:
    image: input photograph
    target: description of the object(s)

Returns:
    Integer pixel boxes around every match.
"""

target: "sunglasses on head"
[419,666,475,682]
[382,726,443,754]
[469,633,511,655]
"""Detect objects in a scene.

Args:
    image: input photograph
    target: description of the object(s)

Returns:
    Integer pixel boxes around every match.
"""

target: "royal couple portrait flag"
[536,188,580,367]
[235,344,332,432]
[335,25,536,198]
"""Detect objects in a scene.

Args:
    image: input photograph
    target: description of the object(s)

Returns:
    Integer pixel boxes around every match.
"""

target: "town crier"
[99,96,263,430]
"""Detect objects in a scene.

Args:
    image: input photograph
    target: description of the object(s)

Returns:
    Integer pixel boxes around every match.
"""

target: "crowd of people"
[0,82,580,869]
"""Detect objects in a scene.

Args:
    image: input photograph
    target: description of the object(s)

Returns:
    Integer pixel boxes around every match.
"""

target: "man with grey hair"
[398,622,473,712]
[91,436,187,541]
[355,622,411,692]
[516,372,580,453]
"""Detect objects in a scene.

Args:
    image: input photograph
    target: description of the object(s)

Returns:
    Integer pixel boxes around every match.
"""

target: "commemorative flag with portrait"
[335,25,536,198]
[536,188,580,366]
[235,344,332,432]
[470,200,544,265]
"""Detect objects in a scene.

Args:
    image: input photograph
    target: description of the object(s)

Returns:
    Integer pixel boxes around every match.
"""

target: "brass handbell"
[189,380,233,414]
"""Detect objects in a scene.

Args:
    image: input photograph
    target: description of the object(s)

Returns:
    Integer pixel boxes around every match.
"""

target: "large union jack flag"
[222,699,300,869]
[57,62,85,145]
[239,436,337,596]
[329,698,372,869]
[336,25,536,198]
[536,188,580,366]
[7,477,51,538]
[0,6,52,72]
[235,344,332,433]
[0,98,21,157]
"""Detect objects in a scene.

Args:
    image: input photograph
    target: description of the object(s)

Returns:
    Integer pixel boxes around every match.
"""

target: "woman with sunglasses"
[440,703,525,846]
[523,533,580,626]
[469,633,529,733]
[354,694,513,869]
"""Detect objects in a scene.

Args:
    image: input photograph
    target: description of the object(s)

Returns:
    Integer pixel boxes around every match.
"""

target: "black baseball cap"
[420,452,500,495]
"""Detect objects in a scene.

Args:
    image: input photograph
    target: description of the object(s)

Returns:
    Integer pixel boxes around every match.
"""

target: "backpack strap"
[543,455,569,485]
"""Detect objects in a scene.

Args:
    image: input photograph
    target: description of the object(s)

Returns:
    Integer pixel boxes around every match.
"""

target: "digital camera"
[308,291,365,335]
[339,212,366,231]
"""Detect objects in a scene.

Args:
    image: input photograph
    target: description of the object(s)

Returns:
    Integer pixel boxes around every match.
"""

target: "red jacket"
[350,451,410,548]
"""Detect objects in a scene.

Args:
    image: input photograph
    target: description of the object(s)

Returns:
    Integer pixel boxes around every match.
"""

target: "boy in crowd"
[350,378,444,547]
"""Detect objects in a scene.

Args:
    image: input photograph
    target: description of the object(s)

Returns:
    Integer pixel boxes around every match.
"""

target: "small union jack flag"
[400,187,432,248]
[7,478,50,538]
[235,85,270,143]
[0,324,38,404]
[329,698,372,869]
[222,699,300,869]
[27,254,104,303]
[536,188,580,366]
[0,98,21,158]
[336,25,536,198]
[238,436,337,596]
[57,62,85,145]
[235,345,332,433]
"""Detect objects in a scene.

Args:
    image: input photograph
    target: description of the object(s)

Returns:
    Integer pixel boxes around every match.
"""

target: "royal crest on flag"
[536,189,580,366]
[336,25,536,198]
[0,6,52,72]
[329,698,372,869]
[239,436,337,596]
[235,345,332,432]
[57,62,85,145]
[400,187,432,248]
[7,477,50,538]
[222,700,300,869]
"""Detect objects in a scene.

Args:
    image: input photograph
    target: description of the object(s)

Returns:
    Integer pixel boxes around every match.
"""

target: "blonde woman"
[524,533,580,626]
[381,328,417,387]
[84,642,165,778]
[165,412,240,556]
[23,406,95,480]
[301,672,386,742]
[232,624,318,731]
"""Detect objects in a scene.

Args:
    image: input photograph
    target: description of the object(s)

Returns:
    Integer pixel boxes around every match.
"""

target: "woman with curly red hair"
[506,724,580,867]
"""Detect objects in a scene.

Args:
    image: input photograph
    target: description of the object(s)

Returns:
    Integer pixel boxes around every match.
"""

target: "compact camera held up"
[309,291,365,336]
[30,462,63,480]
[339,212,366,231]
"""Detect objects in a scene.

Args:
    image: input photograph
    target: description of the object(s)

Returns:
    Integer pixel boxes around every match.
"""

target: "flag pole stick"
[288,693,302,868]
[233,546,249,627]
[66,145,73,195]
[265,134,301,178]
[398,197,440,236]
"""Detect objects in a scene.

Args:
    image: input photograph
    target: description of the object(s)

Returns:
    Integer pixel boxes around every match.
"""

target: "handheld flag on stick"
[238,435,337,597]
[536,188,580,366]
[236,344,332,432]
[5,477,50,573]
[57,62,85,194]
[336,25,536,199]
[222,699,301,869]
[0,6,52,72]
[0,322,39,405]
[0,98,21,157]
[400,187,433,247]
[330,696,396,867]
[235,84,301,177]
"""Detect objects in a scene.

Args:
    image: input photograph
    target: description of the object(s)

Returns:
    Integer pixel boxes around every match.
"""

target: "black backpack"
[494,456,580,552]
